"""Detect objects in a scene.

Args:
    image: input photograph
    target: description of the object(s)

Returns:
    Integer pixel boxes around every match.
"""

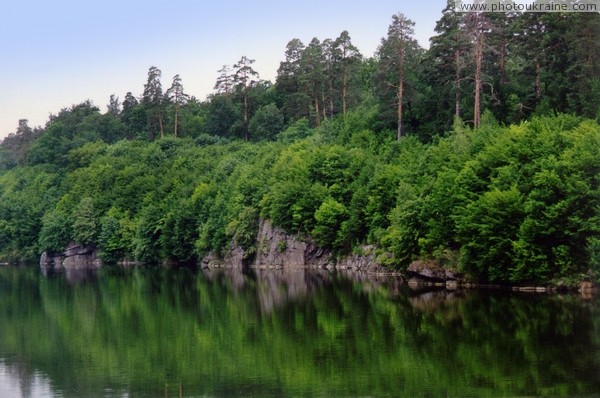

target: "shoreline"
[2,259,596,297]
[10,226,599,297]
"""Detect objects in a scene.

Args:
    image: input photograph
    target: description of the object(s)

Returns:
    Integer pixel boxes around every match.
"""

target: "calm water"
[0,266,599,398]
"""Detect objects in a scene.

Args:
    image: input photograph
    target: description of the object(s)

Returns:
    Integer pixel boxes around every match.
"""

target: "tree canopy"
[0,6,598,284]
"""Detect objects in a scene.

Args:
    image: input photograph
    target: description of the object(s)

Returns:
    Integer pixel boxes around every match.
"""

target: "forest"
[0,2,599,284]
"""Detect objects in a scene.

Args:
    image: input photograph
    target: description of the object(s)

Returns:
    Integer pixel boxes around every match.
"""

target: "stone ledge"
[40,242,101,269]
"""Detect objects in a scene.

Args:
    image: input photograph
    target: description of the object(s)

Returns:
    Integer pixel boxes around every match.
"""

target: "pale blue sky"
[0,0,447,138]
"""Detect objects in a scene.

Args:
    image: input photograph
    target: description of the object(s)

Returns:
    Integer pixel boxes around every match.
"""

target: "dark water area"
[0,265,599,397]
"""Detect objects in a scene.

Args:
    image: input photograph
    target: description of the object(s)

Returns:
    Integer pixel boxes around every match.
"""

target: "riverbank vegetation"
[1,2,599,284]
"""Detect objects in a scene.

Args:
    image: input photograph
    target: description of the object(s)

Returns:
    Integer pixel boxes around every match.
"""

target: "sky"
[0,0,447,139]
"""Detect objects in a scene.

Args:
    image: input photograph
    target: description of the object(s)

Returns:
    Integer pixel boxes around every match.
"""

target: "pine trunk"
[500,40,507,85]
[314,96,321,126]
[535,62,542,99]
[473,34,483,129]
[174,106,179,137]
[342,66,348,114]
[455,50,461,118]
[397,78,404,141]
[397,46,405,141]
[243,92,249,141]
[329,80,335,117]
[159,113,164,139]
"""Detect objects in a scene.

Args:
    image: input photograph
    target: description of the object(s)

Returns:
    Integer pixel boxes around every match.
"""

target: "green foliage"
[277,118,312,143]
[39,199,72,253]
[204,95,239,137]
[248,103,284,140]
[1,7,599,283]
[71,197,98,245]
[380,182,421,268]
[226,206,259,257]
[456,186,525,282]
[1,102,598,285]
[0,165,60,261]
[133,203,163,264]
[588,237,600,280]
[98,207,136,264]
[313,197,348,249]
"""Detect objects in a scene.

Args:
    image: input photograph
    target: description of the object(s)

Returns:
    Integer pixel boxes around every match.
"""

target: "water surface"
[0,266,598,397]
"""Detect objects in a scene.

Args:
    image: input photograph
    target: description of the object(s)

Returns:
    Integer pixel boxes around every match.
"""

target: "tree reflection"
[0,266,598,397]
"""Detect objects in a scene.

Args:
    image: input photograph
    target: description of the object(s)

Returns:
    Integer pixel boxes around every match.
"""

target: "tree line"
[3,0,598,154]
[1,110,598,283]
[0,2,598,284]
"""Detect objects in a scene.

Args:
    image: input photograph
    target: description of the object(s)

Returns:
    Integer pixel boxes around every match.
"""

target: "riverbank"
[34,216,598,296]
[199,219,599,296]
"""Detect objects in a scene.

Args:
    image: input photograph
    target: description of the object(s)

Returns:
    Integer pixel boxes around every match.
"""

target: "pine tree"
[377,13,421,140]
[427,0,470,123]
[214,65,234,96]
[107,94,121,116]
[276,39,310,123]
[334,31,362,115]
[299,38,326,126]
[142,66,164,140]
[0,119,36,166]
[233,56,259,141]
[121,92,145,139]
[463,11,490,128]
[565,12,600,117]
[166,74,189,137]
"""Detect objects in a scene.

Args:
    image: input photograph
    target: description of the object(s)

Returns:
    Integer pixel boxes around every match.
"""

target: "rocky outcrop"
[335,246,390,273]
[39,251,64,268]
[203,219,385,272]
[405,259,468,290]
[254,219,329,268]
[407,259,462,282]
[40,242,101,269]
[254,219,388,271]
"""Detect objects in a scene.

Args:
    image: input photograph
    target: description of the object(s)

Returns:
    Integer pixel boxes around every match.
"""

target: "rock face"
[39,219,382,272]
[407,259,462,282]
[254,219,386,271]
[254,219,329,268]
[40,242,101,269]
[203,219,384,272]
[39,251,64,268]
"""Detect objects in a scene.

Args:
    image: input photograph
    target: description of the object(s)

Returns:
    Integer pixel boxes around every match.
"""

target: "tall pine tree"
[376,13,421,140]
[142,66,164,140]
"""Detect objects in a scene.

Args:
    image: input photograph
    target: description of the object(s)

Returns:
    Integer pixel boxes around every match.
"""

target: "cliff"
[203,219,386,273]
[40,242,101,269]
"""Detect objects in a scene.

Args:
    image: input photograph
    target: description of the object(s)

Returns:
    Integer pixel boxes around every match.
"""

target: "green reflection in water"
[0,266,599,397]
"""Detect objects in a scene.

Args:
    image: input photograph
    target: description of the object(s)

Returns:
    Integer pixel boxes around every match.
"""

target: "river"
[0,265,598,397]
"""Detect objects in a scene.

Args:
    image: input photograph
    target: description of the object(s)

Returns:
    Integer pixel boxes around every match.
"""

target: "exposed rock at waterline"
[203,219,386,272]
[40,242,101,269]
[39,251,64,268]
[407,259,462,282]
[254,219,329,268]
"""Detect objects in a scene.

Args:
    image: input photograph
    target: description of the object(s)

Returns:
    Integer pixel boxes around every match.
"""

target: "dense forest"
[0,2,599,284]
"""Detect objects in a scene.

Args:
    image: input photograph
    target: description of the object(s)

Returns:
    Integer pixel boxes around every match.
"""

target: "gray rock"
[40,251,64,268]
[40,242,101,270]
[204,219,382,272]
[407,259,463,283]
[407,260,448,281]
